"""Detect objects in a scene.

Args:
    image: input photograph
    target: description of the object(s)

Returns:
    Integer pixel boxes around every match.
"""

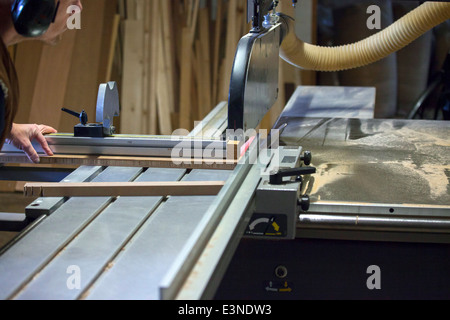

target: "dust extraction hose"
[279,1,450,72]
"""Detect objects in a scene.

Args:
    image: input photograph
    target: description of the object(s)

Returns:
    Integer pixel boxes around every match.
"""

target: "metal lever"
[269,166,316,185]
[61,108,88,126]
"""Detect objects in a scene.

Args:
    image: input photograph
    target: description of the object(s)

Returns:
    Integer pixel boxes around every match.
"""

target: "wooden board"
[120,19,144,134]
[24,181,226,198]
[27,31,77,129]
[13,41,44,124]
[59,0,114,133]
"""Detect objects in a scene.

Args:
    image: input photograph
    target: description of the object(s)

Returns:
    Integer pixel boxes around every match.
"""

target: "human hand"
[6,123,58,164]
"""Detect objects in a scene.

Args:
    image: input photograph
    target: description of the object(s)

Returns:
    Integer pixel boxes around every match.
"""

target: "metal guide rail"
[1,134,228,159]
[0,103,235,171]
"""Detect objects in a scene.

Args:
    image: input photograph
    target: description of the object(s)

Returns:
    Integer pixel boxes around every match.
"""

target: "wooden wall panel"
[59,0,117,133]
[8,0,313,141]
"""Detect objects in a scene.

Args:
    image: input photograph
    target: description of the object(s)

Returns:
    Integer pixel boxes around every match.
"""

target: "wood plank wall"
[119,0,251,134]
[6,0,311,137]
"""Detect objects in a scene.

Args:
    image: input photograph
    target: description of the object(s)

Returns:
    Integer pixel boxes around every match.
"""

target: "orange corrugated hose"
[279,1,450,72]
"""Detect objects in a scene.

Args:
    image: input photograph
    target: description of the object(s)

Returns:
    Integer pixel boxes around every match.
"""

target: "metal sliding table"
[0,165,239,300]
[0,101,264,300]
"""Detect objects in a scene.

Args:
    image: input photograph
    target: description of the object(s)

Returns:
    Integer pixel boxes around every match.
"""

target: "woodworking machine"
[0,0,449,300]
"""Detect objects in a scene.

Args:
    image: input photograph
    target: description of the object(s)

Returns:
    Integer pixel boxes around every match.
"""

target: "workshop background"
[5,0,449,134]
[1,0,449,246]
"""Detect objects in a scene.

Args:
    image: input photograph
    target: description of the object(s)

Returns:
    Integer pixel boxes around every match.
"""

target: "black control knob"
[298,195,310,212]
[301,151,312,166]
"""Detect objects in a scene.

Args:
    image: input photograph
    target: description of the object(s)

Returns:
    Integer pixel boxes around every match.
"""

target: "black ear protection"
[11,0,60,37]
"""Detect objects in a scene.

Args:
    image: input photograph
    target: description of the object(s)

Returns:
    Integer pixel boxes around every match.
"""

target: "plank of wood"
[118,0,125,18]
[212,0,223,105]
[126,0,136,19]
[13,41,44,124]
[120,19,144,134]
[140,0,151,134]
[156,9,174,135]
[221,0,238,102]
[197,8,212,119]
[160,1,177,115]
[134,0,145,20]
[27,30,77,129]
[0,154,237,170]
[189,0,200,34]
[0,181,19,192]
[24,180,226,198]
[179,27,194,131]
[105,14,121,82]
[98,0,119,83]
[59,0,113,134]
[145,0,158,134]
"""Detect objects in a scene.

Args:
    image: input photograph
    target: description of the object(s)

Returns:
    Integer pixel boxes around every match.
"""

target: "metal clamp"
[61,82,120,138]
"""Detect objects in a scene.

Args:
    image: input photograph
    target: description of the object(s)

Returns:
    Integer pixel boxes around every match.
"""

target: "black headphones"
[11,0,60,37]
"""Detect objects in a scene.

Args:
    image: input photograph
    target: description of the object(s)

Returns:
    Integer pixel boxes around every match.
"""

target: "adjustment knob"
[301,151,312,166]
[298,195,310,212]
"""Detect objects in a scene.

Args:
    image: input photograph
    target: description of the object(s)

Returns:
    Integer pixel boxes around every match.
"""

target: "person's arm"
[6,123,58,164]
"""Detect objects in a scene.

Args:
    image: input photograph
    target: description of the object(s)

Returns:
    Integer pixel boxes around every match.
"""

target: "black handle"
[270,166,316,185]
[62,108,88,126]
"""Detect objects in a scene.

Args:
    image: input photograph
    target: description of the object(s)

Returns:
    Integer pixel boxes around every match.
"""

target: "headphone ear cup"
[11,0,20,14]
[11,0,56,37]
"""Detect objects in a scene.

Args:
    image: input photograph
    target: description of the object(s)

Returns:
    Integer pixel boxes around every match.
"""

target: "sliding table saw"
[0,0,449,300]
[1,87,449,299]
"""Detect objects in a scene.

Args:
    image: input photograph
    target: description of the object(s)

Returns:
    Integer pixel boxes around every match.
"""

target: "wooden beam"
[156,7,174,135]
[120,19,145,134]
[221,0,238,101]
[0,154,237,171]
[179,27,194,130]
[28,31,77,130]
[197,7,212,119]
[59,0,112,134]
[147,0,158,134]
[24,181,226,198]
[13,41,43,124]
[105,14,121,82]
[212,0,223,105]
